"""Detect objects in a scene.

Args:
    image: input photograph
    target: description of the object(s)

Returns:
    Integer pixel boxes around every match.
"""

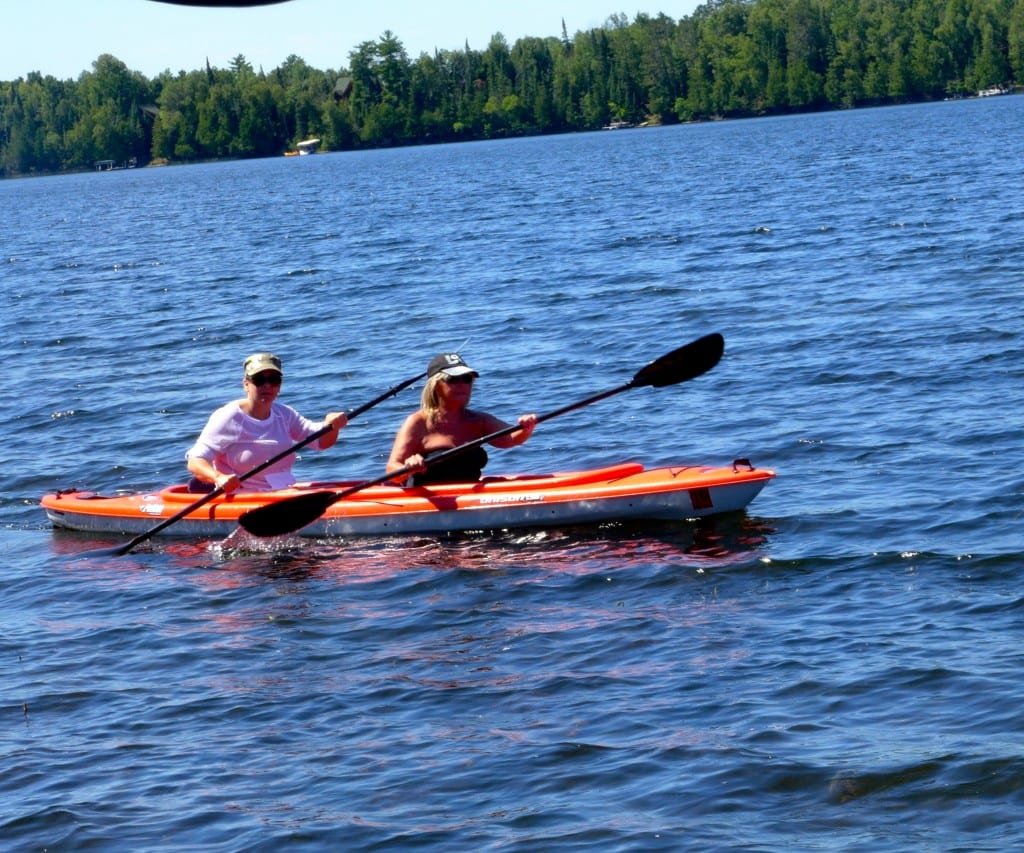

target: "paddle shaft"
[385,380,635,487]
[238,333,724,537]
[108,370,426,555]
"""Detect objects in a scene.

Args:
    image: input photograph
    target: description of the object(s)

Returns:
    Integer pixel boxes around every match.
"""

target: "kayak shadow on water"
[47,512,775,581]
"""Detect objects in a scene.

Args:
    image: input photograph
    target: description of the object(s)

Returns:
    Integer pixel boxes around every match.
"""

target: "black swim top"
[412,446,489,486]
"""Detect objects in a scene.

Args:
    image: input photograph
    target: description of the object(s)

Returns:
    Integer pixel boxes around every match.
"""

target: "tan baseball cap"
[243,352,283,377]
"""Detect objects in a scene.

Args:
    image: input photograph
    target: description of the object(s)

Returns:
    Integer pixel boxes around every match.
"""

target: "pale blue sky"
[3,0,701,81]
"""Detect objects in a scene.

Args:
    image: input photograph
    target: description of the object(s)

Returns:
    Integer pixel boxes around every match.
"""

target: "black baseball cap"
[427,352,478,379]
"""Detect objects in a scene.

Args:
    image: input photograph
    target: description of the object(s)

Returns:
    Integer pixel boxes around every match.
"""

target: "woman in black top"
[386,352,536,486]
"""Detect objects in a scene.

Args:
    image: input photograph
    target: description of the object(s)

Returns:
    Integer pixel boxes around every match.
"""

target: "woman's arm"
[485,413,538,449]
[386,412,427,483]
[185,403,243,491]
[317,411,348,450]
[187,455,240,493]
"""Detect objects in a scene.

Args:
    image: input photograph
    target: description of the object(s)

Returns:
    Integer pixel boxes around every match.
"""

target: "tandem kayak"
[41,459,774,539]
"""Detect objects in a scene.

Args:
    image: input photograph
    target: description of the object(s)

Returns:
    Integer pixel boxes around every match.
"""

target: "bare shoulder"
[397,409,428,438]
[465,408,505,435]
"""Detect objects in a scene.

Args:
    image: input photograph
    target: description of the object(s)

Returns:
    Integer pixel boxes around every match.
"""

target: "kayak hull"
[41,460,774,539]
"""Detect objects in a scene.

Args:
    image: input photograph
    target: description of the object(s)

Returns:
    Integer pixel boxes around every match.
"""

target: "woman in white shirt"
[186,352,347,492]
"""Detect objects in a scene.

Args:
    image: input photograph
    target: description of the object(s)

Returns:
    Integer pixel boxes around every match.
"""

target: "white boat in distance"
[285,138,321,156]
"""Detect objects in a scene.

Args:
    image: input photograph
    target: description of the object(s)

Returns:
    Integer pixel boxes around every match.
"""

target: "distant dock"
[94,157,137,171]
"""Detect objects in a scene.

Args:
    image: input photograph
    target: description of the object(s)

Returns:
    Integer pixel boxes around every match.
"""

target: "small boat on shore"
[976,85,1011,97]
[41,459,774,539]
[284,137,321,156]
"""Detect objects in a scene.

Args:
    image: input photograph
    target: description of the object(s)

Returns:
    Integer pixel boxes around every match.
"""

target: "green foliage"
[2,0,1021,177]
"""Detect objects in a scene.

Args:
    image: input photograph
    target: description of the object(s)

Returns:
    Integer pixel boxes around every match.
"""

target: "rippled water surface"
[3,97,1023,850]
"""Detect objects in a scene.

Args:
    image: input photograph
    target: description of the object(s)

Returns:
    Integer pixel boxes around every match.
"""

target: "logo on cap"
[427,352,477,378]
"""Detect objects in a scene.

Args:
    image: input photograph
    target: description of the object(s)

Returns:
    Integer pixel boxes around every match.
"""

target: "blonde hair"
[420,375,446,429]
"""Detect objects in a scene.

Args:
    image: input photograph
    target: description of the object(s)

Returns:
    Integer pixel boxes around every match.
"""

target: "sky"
[2,0,702,81]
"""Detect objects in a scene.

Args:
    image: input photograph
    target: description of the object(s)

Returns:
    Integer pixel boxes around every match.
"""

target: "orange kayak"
[41,459,774,539]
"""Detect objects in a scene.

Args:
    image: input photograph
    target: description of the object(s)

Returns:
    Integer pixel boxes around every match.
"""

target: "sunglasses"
[442,374,474,385]
[249,372,282,387]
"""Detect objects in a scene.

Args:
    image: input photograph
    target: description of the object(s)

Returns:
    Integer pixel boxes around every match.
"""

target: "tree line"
[2,0,1021,177]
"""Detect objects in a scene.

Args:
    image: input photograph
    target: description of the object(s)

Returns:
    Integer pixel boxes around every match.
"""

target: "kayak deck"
[41,460,774,539]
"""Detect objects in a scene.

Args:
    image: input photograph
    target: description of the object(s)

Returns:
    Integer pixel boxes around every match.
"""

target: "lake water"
[3,96,1023,849]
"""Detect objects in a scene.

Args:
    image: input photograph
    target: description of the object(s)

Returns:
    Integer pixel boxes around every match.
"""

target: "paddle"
[96,370,426,556]
[238,332,725,538]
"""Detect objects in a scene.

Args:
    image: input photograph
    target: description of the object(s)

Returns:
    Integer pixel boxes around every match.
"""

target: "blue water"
[3,96,1023,849]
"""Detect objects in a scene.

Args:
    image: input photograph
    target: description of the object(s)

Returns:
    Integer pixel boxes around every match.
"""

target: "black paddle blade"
[632,332,724,388]
[238,490,339,537]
